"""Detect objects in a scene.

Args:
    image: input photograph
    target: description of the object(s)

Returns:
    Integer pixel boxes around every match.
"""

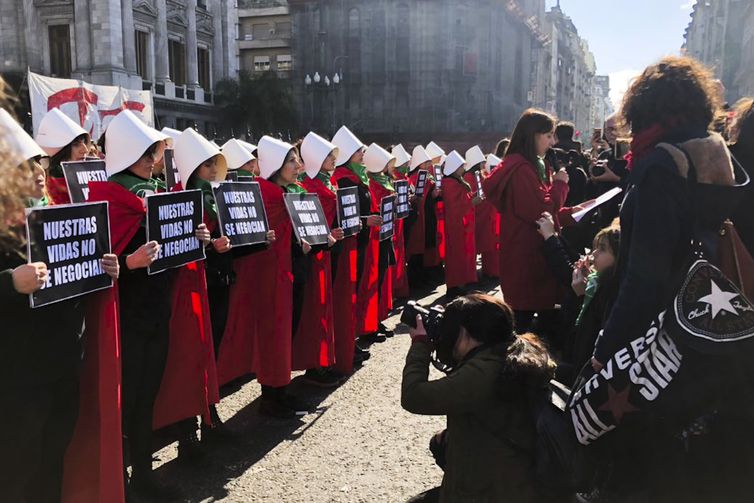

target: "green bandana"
[237,169,255,179]
[368,171,394,191]
[27,196,48,208]
[316,170,334,192]
[110,170,166,197]
[575,271,600,327]
[347,161,369,186]
[286,182,307,194]
[188,177,217,221]
[397,165,409,175]
[535,157,548,184]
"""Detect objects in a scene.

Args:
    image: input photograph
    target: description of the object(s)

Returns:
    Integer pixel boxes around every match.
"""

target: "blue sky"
[545,0,696,107]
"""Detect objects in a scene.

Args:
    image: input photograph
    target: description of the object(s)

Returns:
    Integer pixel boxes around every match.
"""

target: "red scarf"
[626,122,670,172]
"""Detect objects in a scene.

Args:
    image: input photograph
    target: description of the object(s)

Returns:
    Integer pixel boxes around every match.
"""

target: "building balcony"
[144,80,214,106]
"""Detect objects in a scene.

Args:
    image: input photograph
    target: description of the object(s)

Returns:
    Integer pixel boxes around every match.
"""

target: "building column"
[72,0,93,73]
[186,0,199,88]
[155,0,170,82]
[211,0,225,81]
[121,0,137,73]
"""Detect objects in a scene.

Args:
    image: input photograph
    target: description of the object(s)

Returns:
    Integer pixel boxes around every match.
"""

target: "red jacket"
[482,154,570,311]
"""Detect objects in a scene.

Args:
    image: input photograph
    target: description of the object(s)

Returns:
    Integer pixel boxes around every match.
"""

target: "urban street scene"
[0,0,753,502]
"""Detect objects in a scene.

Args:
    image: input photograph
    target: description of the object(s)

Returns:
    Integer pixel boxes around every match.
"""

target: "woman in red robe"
[406,145,434,289]
[482,109,573,335]
[441,151,478,298]
[464,147,501,279]
[390,144,411,299]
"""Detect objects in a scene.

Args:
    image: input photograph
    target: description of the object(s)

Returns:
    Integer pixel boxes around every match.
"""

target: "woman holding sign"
[406,145,433,289]
[331,126,386,344]
[390,144,412,299]
[365,143,398,335]
[35,107,90,205]
[90,112,210,499]
[0,103,120,502]
[441,151,479,298]
[464,146,499,280]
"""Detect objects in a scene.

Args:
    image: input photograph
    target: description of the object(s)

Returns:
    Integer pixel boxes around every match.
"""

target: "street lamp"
[304,74,312,86]
[314,72,321,84]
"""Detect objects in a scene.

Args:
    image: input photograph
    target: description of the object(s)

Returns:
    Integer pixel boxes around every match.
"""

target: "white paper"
[572,187,623,222]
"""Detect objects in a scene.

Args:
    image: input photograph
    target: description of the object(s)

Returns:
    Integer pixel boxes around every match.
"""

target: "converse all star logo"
[674,260,754,343]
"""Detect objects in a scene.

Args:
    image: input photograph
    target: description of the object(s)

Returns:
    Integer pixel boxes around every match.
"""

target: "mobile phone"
[614,138,630,159]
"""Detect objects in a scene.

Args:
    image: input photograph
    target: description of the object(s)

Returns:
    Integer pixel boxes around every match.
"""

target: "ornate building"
[0,0,237,134]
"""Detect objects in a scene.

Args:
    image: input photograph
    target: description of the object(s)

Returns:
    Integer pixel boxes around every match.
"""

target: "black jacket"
[594,129,746,363]
[729,142,754,256]
[0,245,85,388]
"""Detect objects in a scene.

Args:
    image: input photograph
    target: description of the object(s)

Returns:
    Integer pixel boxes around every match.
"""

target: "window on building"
[276,22,292,37]
[252,23,269,40]
[48,24,72,78]
[198,47,210,89]
[168,39,186,85]
[276,54,292,71]
[135,30,150,80]
[254,55,271,72]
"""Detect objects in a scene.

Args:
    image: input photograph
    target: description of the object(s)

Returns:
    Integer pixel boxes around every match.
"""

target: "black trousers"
[207,285,230,356]
[0,378,79,503]
[121,317,170,474]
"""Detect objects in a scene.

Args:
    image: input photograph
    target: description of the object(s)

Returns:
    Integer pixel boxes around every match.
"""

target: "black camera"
[401,300,445,344]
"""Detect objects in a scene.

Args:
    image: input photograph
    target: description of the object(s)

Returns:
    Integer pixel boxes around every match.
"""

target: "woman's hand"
[327,234,337,248]
[432,188,442,198]
[266,230,276,244]
[554,168,569,185]
[331,227,345,241]
[590,162,621,183]
[408,193,417,205]
[472,195,484,206]
[409,315,429,343]
[195,223,211,246]
[101,253,120,280]
[366,215,383,227]
[571,267,588,296]
[213,236,232,253]
[12,262,48,294]
[536,212,556,240]
[126,241,160,270]
[301,239,312,254]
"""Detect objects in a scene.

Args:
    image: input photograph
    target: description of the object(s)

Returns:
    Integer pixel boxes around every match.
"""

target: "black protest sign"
[213,181,269,247]
[379,195,396,241]
[336,186,361,238]
[395,180,410,219]
[145,190,205,275]
[475,171,485,199]
[238,176,255,182]
[433,165,443,189]
[163,149,181,191]
[25,202,112,308]
[225,171,239,182]
[284,193,331,246]
[61,160,108,203]
[415,169,429,197]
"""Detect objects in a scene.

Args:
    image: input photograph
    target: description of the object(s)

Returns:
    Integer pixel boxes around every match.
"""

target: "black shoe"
[378,323,395,338]
[129,471,184,500]
[201,420,239,443]
[361,332,387,345]
[303,368,342,388]
[279,392,311,415]
[259,396,297,419]
[177,431,206,464]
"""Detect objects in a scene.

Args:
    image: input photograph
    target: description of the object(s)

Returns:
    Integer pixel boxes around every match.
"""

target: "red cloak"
[442,177,478,288]
[250,178,293,387]
[291,177,335,371]
[481,154,569,310]
[62,288,124,503]
[333,167,380,335]
[390,172,409,298]
[369,179,395,321]
[464,171,500,278]
[406,170,431,256]
[306,174,360,374]
[46,175,72,205]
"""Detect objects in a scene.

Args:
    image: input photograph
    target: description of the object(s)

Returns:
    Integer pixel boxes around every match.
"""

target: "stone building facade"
[0,0,237,134]
[287,0,550,150]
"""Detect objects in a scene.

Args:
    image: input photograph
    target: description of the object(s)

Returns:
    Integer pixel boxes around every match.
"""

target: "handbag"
[567,142,754,446]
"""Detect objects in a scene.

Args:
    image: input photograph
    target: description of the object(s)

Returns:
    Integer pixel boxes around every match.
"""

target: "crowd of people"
[1,54,753,503]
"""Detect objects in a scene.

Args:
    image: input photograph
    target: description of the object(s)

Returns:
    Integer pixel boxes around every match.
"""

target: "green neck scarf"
[285,182,307,194]
[535,157,548,184]
[110,170,166,197]
[575,271,600,327]
[397,164,409,176]
[346,161,369,186]
[236,168,255,179]
[316,170,334,191]
[368,171,394,191]
[188,177,217,221]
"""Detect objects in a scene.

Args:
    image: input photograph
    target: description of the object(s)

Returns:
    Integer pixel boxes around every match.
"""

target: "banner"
[284,193,331,246]
[336,186,361,238]
[163,149,181,191]
[28,70,154,141]
[415,170,429,197]
[395,180,410,219]
[145,190,205,275]
[380,195,396,241]
[61,160,108,203]
[213,181,269,247]
[25,202,112,308]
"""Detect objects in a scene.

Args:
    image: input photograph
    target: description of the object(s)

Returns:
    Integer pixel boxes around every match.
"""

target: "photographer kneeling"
[401,294,556,503]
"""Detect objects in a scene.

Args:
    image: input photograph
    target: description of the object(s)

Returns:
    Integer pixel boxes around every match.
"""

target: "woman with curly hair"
[590,56,752,502]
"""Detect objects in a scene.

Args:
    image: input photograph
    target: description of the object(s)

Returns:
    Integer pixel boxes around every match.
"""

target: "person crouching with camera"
[401,293,555,503]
